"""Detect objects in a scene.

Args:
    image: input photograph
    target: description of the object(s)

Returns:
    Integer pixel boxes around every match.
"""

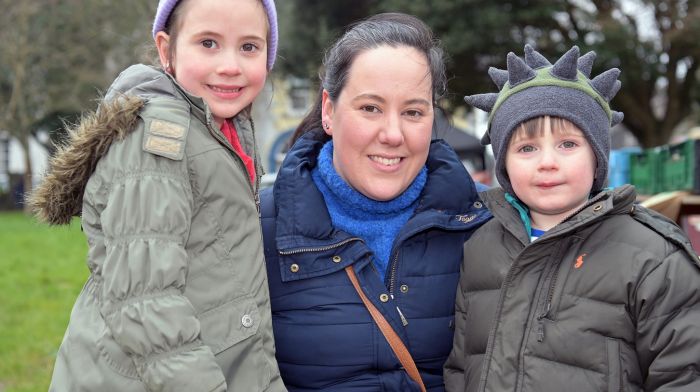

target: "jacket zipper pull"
[537,302,552,342]
[396,306,408,326]
[535,303,551,342]
[536,321,545,342]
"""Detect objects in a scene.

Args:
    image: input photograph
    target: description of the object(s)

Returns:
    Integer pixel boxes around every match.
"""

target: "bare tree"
[0,0,152,210]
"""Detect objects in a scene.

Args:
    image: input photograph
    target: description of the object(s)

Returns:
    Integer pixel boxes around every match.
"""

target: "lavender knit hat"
[465,45,624,195]
[152,0,278,70]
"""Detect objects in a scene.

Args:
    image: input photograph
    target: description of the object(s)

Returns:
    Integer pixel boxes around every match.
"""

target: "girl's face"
[505,117,596,230]
[155,0,268,127]
[322,45,434,201]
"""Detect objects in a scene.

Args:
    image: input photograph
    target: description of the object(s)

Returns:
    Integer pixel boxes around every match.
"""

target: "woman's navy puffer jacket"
[261,133,491,391]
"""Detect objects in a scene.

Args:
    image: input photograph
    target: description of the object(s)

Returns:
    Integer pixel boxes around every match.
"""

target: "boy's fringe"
[27,95,145,225]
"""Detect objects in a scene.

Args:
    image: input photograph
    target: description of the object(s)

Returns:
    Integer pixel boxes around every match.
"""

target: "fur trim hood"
[27,65,178,225]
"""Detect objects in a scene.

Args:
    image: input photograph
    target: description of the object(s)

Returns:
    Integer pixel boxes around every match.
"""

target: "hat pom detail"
[488,67,509,90]
[464,93,499,112]
[551,46,580,80]
[577,51,597,78]
[612,111,624,126]
[507,52,536,87]
[591,68,622,101]
[524,44,551,69]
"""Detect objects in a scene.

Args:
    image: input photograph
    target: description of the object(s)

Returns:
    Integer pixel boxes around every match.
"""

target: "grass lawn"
[0,211,88,392]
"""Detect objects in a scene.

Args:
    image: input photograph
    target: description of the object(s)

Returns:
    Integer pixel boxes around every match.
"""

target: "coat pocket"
[199,295,271,391]
[198,294,261,354]
[606,338,622,392]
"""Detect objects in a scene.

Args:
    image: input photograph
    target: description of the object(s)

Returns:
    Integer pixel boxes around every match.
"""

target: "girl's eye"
[242,43,259,52]
[561,140,578,149]
[518,145,535,153]
[201,39,218,49]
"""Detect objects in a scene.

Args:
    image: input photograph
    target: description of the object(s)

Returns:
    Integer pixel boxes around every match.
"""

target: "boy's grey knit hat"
[152,0,278,70]
[465,45,624,195]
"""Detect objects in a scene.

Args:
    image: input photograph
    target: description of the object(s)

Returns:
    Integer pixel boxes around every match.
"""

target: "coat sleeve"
[98,168,226,392]
[634,247,700,391]
[444,257,468,392]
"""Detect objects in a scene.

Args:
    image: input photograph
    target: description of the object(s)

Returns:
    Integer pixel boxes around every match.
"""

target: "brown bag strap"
[345,265,427,392]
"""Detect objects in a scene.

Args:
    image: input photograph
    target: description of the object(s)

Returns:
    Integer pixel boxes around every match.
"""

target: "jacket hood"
[28,65,178,225]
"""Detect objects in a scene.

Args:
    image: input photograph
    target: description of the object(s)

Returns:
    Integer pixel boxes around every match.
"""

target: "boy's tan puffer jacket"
[445,185,700,392]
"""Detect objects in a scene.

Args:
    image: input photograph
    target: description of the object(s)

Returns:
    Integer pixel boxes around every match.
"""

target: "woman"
[260,13,491,391]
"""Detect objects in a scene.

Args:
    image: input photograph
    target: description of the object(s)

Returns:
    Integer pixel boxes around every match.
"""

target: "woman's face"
[322,45,434,201]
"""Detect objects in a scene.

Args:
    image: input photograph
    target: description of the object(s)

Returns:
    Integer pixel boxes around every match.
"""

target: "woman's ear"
[155,31,172,73]
[321,89,334,136]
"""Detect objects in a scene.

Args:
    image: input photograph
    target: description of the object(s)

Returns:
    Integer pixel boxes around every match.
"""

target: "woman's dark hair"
[290,12,447,144]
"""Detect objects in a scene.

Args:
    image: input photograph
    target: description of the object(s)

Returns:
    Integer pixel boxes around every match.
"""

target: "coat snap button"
[473,201,483,209]
[400,284,409,293]
[593,204,603,212]
[241,314,253,328]
[332,255,342,263]
[379,293,390,302]
[290,263,300,273]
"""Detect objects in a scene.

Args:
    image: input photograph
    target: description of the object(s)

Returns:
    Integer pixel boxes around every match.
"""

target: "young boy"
[444,45,700,391]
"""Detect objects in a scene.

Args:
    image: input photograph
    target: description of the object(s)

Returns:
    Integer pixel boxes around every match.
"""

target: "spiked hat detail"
[465,45,624,195]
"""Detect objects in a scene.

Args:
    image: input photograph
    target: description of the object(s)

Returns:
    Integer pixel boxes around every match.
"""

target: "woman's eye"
[242,43,258,52]
[361,105,380,113]
[405,110,423,118]
[201,39,217,49]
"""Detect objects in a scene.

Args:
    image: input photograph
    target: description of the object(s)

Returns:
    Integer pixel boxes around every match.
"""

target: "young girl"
[28,1,285,391]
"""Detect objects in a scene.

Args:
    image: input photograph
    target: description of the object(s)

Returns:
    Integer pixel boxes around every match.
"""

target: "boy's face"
[505,118,596,230]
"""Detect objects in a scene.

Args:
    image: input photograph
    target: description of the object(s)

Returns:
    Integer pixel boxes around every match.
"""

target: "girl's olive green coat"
[30,65,285,392]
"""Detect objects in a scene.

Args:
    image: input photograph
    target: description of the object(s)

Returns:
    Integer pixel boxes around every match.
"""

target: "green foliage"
[0,212,88,391]
[277,0,700,147]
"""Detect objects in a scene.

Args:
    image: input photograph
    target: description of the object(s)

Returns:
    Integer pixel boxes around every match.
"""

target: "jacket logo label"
[150,119,186,139]
[574,253,587,269]
[456,214,476,223]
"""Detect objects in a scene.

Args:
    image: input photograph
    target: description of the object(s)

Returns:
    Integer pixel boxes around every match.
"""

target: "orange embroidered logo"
[574,253,587,269]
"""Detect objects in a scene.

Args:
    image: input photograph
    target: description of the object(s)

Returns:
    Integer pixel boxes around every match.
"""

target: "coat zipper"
[387,252,409,326]
[531,195,610,342]
[387,212,485,327]
[278,237,362,256]
[533,237,574,342]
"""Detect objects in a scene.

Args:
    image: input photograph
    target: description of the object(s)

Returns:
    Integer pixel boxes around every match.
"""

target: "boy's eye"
[201,39,218,49]
[242,43,258,52]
